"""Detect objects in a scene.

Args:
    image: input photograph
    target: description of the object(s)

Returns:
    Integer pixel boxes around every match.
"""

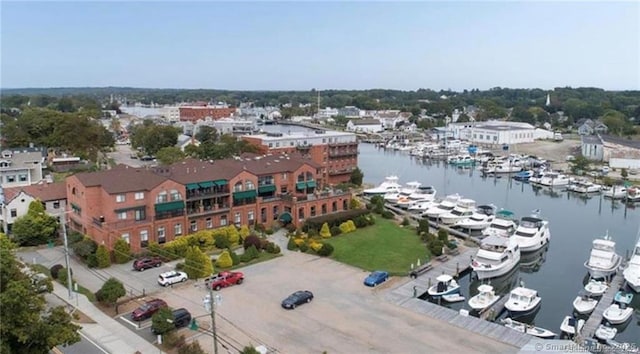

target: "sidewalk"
[51,281,162,354]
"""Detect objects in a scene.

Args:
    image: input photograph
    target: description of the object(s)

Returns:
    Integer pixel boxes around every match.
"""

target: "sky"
[1,1,639,91]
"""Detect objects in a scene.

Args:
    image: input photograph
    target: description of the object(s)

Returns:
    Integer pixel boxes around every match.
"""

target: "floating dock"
[578,272,626,339]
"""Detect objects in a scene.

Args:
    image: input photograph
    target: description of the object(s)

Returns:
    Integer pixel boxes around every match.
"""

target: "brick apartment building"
[65,154,351,252]
[179,105,237,122]
[242,130,358,185]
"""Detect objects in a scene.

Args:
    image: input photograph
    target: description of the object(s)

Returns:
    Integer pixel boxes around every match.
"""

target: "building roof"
[3,182,66,204]
[0,151,44,167]
[581,135,602,145]
[244,130,355,142]
[74,165,168,194]
[350,119,381,126]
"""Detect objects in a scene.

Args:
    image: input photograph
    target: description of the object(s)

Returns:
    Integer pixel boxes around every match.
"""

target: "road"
[106,144,157,168]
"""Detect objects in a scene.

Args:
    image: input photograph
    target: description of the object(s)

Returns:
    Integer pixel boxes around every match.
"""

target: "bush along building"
[65,153,351,252]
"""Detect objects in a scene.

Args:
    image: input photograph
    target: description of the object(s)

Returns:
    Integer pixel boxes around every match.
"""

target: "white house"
[176,134,201,152]
[346,119,384,133]
[581,135,604,161]
[0,182,66,234]
[0,149,45,188]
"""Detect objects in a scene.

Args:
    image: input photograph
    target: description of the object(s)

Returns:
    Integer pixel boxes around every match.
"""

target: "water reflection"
[520,244,550,274]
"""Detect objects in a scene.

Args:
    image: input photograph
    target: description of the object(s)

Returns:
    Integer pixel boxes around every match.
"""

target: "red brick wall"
[179,107,236,122]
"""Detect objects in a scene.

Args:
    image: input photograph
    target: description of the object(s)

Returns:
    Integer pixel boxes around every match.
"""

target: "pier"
[579,272,626,339]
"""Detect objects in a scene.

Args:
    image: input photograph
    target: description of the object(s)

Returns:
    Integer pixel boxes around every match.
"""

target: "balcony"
[328,141,357,148]
[186,186,230,200]
[187,204,231,217]
[328,167,355,176]
[328,150,358,158]
[154,200,185,220]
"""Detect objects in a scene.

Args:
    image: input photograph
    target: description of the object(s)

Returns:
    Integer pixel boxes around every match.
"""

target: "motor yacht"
[383,181,421,204]
[427,274,460,297]
[584,234,622,280]
[363,175,401,196]
[481,210,518,238]
[397,186,436,209]
[439,198,477,225]
[468,284,500,311]
[513,170,534,182]
[454,205,496,231]
[512,214,551,252]
[471,235,521,280]
[532,171,571,187]
[567,178,603,194]
[603,303,633,324]
[408,200,437,214]
[623,237,640,292]
[501,318,556,339]
[504,286,542,316]
[602,185,627,200]
[422,194,462,219]
[627,186,640,202]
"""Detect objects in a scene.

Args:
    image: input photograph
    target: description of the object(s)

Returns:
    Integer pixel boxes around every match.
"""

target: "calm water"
[264,125,640,344]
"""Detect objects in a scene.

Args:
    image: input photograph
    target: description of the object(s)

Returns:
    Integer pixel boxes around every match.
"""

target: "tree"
[113,238,131,264]
[228,248,240,266]
[195,126,218,144]
[95,245,111,268]
[156,146,185,165]
[178,341,207,354]
[349,167,364,186]
[456,113,471,123]
[235,225,248,243]
[621,168,628,179]
[601,109,628,136]
[11,200,59,246]
[570,155,591,174]
[184,246,213,279]
[151,307,175,335]
[95,277,126,312]
[320,222,332,238]
[215,250,233,268]
[130,121,180,155]
[241,346,261,354]
[0,234,81,352]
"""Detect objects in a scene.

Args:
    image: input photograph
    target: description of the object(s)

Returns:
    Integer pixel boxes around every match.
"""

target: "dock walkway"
[579,272,625,339]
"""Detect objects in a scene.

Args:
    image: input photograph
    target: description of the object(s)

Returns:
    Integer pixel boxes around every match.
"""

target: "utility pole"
[204,287,219,354]
[60,212,73,299]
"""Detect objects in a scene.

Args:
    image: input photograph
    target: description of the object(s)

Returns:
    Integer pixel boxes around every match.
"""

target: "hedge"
[302,209,370,231]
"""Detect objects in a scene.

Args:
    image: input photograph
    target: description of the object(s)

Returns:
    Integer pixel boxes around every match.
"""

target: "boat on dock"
[468,284,500,311]
[513,170,534,182]
[567,178,603,194]
[602,185,627,199]
[454,204,496,231]
[531,171,571,187]
[363,175,401,196]
[471,235,521,280]
[584,279,609,296]
[512,213,550,252]
[584,233,622,280]
[560,315,584,337]
[595,323,617,341]
[500,318,556,339]
[481,210,517,239]
[384,181,422,204]
[422,194,461,219]
[441,293,466,303]
[572,292,598,314]
[614,290,633,305]
[623,237,640,292]
[603,303,634,324]
[427,274,460,298]
[505,286,541,316]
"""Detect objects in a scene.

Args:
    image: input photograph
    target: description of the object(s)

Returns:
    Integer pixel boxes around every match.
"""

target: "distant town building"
[0,148,46,188]
[447,121,539,145]
[346,119,384,133]
[179,103,237,122]
[242,130,358,185]
[337,106,362,118]
[176,134,201,152]
[576,119,608,136]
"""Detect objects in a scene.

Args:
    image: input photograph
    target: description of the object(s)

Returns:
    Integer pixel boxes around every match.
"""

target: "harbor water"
[265,125,640,344]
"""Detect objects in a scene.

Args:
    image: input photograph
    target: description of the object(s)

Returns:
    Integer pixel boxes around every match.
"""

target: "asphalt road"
[54,332,108,354]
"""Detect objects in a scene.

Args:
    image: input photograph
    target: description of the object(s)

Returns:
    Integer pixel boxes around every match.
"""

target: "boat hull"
[584,256,622,280]
[505,297,541,316]
[603,306,633,325]
[468,295,500,311]
[623,266,640,292]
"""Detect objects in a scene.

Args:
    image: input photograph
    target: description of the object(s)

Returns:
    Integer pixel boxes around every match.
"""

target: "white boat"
[439,198,477,225]
[567,178,602,194]
[533,171,571,187]
[408,200,437,214]
[468,284,500,311]
[603,303,633,324]
[602,186,627,199]
[501,318,556,339]
[384,181,422,204]
[623,237,640,292]
[427,274,460,297]
[422,194,462,219]
[627,186,640,202]
[560,316,585,336]
[363,175,402,195]
[454,205,496,231]
[584,234,622,280]
[505,286,541,316]
[595,324,617,341]
[584,279,609,296]
[471,235,521,280]
[481,210,518,238]
[512,214,551,252]
[572,293,598,314]
[442,293,465,303]
[407,186,437,202]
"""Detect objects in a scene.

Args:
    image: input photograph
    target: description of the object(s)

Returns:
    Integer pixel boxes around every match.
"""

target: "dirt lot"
[163,252,518,354]
[488,138,581,172]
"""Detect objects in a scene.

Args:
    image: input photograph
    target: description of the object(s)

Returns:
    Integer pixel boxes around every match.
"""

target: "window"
[10,209,17,218]
[174,223,182,236]
[493,136,498,141]
[220,215,228,226]
[245,180,255,190]
[53,201,60,209]
[273,206,279,220]
[116,194,125,203]
[135,209,145,221]
[140,230,149,247]
[268,143,273,148]
[233,182,243,192]
[281,186,287,194]
[18,174,27,182]
[248,211,255,223]
[7,175,15,183]
[206,218,213,229]
[234,212,241,225]
[298,207,305,220]
[190,220,197,232]
[282,173,287,180]
[170,190,181,201]
[157,227,166,243]
[310,206,316,217]
[135,192,144,200]
[117,212,127,220]
[156,192,168,203]
[121,233,130,244]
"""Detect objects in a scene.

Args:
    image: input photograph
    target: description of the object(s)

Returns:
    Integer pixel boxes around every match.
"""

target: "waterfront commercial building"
[179,104,237,122]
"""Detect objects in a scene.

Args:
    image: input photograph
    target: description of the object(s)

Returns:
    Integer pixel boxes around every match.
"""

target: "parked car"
[151,308,192,334]
[158,271,188,287]
[281,290,314,309]
[131,299,168,321]
[133,257,162,271]
[205,271,244,291]
[364,270,389,287]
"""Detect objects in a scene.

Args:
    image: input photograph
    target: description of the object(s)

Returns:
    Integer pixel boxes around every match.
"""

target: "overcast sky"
[1,1,639,91]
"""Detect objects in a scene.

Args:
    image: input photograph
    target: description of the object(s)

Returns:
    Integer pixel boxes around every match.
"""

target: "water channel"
[264,124,640,344]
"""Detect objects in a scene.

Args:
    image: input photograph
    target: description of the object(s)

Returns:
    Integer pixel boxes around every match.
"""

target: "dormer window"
[0,160,9,168]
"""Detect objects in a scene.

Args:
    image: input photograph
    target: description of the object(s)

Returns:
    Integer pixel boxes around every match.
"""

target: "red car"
[131,299,167,321]
[205,271,244,291]
[132,257,162,271]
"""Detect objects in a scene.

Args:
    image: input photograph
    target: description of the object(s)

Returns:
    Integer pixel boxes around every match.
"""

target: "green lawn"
[324,218,429,275]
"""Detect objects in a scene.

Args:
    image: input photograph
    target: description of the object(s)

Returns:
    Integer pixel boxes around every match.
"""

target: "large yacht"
[383,181,421,204]
[532,171,571,187]
[481,210,518,238]
[471,235,521,280]
[439,198,477,225]
[512,214,551,252]
[623,237,640,292]
[422,194,462,220]
[584,234,622,280]
[396,186,437,209]
[454,205,497,231]
[363,175,401,196]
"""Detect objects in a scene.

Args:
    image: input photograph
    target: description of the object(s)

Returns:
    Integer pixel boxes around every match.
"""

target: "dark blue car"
[364,271,389,287]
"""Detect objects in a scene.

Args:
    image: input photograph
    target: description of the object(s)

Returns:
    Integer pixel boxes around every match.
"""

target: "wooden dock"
[578,272,626,339]
[480,295,509,321]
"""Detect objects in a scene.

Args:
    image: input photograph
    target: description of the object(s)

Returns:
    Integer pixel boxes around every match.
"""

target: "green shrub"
[57,267,71,285]
[177,340,205,354]
[214,234,231,249]
[86,254,98,268]
[113,238,131,264]
[437,229,449,242]
[401,217,411,226]
[447,241,458,249]
[285,224,297,233]
[272,245,281,254]
[287,237,297,250]
[265,242,276,254]
[317,243,334,257]
[416,219,430,235]
[428,239,444,257]
[330,226,342,236]
[299,243,309,252]
[216,250,233,268]
[175,262,185,271]
[237,225,249,243]
[353,215,368,228]
[308,228,319,237]
[228,248,240,265]
[50,264,63,279]
[265,228,274,235]
[71,238,97,260]
[95,245,111,268]
[320,222,331,238]
[346,220,356,232]
[381,210,395,219]
[246,245,259,260]
[302,209,371,231]
[67,231,84,245]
